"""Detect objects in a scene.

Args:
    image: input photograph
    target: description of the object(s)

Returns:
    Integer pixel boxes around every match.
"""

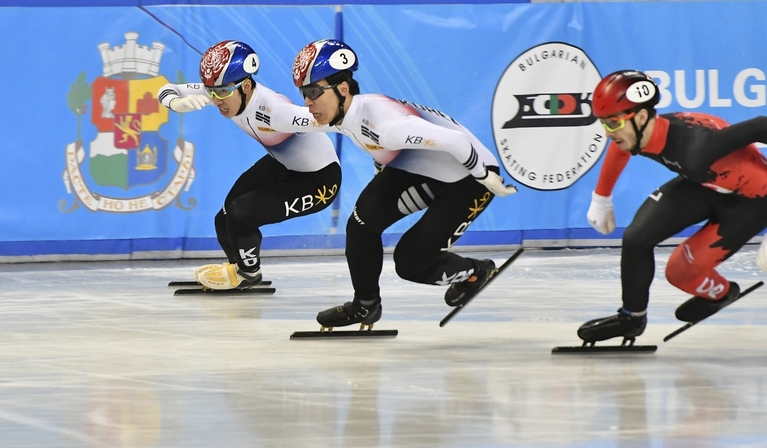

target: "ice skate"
[316,300,382,331]
[664,281,763,342]
[196,263,263,290]
[552,308,655,354]
[194,262,229,282]
[578,308,647,343]
[444,259,497,307]
[439,248,524,327]
[169,263,272,292]
[675,282,740,323]
[290,300,396,339]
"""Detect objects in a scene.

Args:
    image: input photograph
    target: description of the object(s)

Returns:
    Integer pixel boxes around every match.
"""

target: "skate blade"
[553,338,657,354]
[439,248,524,327]
[290,329,398,339]
[664,280,764,342]
[552,345,657,354]
[169,280,272,287]
[173,287,276,296]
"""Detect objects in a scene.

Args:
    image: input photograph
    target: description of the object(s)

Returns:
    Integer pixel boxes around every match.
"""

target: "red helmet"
[592,70,659,118]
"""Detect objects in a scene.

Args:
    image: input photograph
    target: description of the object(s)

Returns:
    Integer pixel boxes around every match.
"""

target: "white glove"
[757,236,767,272]
[587,191,616,234]
[170,95,210,113]
[475,171,518,197]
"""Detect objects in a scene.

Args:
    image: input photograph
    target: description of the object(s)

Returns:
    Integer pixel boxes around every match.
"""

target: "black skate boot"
[578,308,647,343]
[444,259,497,307]
[237,268,263,288]
[316,299,382,331]
[675,282,740,323]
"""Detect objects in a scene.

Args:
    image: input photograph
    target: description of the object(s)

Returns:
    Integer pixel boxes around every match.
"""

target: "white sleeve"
[379,115,488,178]
[270,100,336,133]
[268,102,331,134]
[157,83,209,109]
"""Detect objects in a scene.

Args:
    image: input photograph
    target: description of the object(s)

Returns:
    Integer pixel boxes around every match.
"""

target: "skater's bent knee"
[394,263,427,283]
[346,210,387,236]
[393,250,429,282]
[622,226,657,253]
[665,250,705,288]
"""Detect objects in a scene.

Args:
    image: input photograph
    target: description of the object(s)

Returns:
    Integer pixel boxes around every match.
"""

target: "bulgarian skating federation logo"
[61,32,196,213]
[492,42,606,191]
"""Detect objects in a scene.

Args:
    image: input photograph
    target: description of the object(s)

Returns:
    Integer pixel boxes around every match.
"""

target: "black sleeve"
[706,116,767,161]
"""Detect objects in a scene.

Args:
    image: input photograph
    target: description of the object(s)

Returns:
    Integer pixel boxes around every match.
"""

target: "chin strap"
[234,82,250,116]
[328,86,346,127]
[628,113,650,155]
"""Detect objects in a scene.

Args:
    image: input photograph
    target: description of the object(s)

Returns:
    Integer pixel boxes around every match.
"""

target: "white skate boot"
[194,263,229,282]
[197,264,262,290]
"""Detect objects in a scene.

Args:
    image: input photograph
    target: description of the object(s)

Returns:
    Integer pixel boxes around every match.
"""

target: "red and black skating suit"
[595,113,767,311]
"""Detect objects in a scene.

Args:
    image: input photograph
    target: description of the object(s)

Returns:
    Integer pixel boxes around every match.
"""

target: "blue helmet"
[200,40,260,87]
[293,39,358,87]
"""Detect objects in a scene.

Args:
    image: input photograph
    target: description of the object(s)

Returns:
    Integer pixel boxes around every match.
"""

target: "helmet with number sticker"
[200,40,260,87]
[292,39,358,87]
[592,70,659,118]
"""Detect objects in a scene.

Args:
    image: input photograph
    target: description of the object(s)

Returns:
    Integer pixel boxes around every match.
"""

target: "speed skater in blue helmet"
[200,40,261,117]
[292,39,359,126]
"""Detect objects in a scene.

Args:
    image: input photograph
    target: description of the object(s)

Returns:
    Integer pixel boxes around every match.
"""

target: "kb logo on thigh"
[284,195,314,216]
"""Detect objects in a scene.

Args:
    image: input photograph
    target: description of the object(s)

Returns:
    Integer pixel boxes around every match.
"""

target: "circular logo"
[243,53,260,74]
[329,49,356,70]
[491,42,606,191]
[626,80,656,103]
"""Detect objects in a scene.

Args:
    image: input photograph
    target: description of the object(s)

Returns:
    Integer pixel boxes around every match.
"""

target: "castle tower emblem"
[62,32,197,213]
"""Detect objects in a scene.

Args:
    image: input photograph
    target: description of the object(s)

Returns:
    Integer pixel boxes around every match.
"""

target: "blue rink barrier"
[0,1,765,261]
[0,0,528,5]
[3,225,741,263]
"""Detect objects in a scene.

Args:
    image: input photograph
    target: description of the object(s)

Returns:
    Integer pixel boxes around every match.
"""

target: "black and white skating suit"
[157,82,341,271]
[290,93,503,302]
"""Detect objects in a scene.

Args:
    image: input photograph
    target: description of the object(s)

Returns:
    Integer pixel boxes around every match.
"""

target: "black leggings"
[346,167,495,301]
[215,156,341,270]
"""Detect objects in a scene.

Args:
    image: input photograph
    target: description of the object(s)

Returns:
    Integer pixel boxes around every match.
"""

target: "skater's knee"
[393,246,428,282]
[226,198,249,223]
[666,249,690,287]
[666,245,710,289]
[621,224,655,252]
[346,211,361,232]
[214,209,227,229]
[346,208,385,236]
[394,263,419,282]
[226,199,263,233]
[621,224,643,248]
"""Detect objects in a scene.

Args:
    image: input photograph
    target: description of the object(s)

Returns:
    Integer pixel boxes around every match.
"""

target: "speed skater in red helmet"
[592,70,660,155]
[579,69,767,344]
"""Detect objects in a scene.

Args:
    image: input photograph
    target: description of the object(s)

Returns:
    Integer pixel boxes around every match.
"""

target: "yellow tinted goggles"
[599,111,636,132]
[205,79,246,100]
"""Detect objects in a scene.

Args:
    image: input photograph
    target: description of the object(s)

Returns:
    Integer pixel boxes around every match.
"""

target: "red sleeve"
[594,142,631,197]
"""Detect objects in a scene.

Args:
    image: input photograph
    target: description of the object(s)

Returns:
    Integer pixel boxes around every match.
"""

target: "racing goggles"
[300,84,336,100]
[599,111,636,132]
[206,79,247,100]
